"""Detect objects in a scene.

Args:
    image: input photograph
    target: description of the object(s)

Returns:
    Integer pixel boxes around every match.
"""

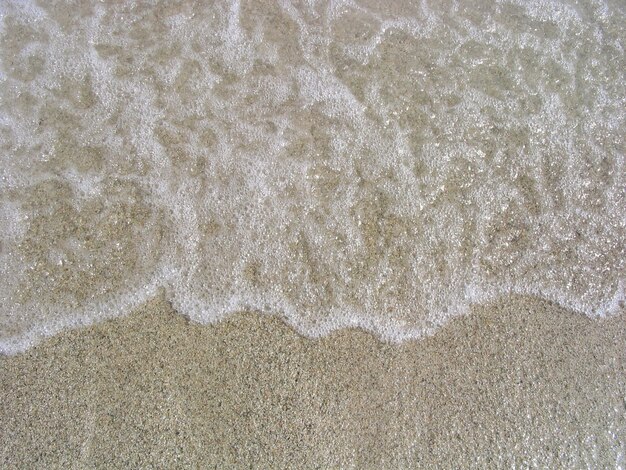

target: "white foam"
[0,0,624,354]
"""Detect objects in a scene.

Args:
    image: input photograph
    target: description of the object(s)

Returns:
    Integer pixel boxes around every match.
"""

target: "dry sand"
[1,295,625,469]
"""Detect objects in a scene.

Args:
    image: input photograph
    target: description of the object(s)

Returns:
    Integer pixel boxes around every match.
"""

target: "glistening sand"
[1,295,625,468]
[1,0,624,353]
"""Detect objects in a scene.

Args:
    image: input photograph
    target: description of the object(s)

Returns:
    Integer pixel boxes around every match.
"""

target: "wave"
[0,0,624,354]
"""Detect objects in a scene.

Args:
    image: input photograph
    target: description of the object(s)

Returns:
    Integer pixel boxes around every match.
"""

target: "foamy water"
[0,0,624,354]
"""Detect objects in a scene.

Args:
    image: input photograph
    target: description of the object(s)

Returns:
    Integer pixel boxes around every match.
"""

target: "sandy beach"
[2,295,624,468]
[1,0,625,467]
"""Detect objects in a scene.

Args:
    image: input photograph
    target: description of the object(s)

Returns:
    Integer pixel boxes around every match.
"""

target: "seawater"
[0,0,624,354]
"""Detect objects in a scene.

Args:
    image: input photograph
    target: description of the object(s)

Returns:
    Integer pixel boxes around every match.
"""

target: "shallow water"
[0,0,624,353]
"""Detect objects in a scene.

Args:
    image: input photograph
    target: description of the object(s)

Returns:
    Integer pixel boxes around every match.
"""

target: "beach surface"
[1,0,625,468]
[2,295,624,469]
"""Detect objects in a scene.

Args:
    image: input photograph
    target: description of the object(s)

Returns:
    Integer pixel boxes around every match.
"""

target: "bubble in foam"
[0,0,624,353]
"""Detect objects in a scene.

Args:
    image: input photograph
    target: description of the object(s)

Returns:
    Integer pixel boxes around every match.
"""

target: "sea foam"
[0,0,624,354]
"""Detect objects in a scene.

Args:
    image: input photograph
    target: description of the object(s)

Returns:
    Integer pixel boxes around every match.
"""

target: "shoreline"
[3,285,624,356]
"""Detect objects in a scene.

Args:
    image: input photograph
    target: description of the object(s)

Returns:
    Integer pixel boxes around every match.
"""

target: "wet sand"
[1,295,624,468]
